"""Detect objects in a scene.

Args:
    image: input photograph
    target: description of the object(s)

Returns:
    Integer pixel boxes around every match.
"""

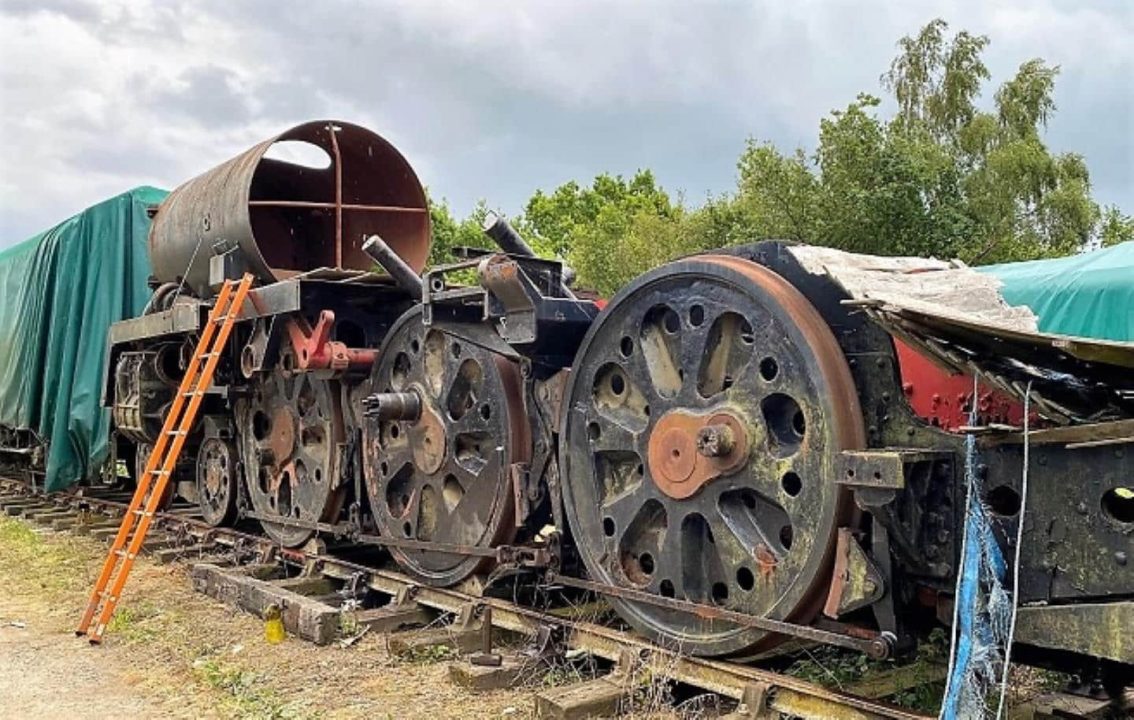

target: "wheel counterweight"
[559,255,865,656]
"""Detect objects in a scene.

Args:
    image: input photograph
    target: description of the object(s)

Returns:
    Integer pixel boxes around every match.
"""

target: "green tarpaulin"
[980,242,1134,342]
[0,187,167,491]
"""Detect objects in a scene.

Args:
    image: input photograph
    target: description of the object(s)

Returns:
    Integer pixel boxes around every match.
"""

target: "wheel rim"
[239,370,345,546]
[362,308,529,586]
[197,437,237,527]
[559,255,864,656]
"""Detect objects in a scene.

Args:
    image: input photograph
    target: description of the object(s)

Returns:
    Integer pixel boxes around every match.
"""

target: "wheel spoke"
[584,414,640,454]
[600,482,648,527]
[648,515,684,593]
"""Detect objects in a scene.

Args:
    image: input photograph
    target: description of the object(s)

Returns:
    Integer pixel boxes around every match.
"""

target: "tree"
[727,19,1112,264]
[519,171,683,295]
[1099,206,1134,248]
[427,196,494,267]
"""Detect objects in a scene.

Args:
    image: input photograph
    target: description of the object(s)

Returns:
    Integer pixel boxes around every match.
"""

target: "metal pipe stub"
[362,234,424,301]
[362,390,423,421]
[482,212,576,292]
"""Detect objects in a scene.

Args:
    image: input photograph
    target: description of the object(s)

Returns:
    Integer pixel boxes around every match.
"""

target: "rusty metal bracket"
[283,311,376,373]
[823,528,886,618]
[838,449,953,492]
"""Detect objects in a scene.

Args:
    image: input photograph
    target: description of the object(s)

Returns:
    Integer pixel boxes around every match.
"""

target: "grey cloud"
[0,0,1130,247]
[150,65,254,128]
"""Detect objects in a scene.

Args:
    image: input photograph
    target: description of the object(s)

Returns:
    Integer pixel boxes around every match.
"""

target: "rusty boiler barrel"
[148,120,431,296]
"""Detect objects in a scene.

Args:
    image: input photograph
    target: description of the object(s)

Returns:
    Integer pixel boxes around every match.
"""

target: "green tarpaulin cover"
[980,242,1134,342]
[0,187,167,491]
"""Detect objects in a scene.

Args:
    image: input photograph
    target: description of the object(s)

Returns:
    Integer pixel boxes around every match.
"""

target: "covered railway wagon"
[2,120,1131,698]
[0,186,167,488]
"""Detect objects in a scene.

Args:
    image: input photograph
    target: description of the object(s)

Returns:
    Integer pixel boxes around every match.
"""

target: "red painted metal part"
[893,339,1024,431]
[284,310,377,372]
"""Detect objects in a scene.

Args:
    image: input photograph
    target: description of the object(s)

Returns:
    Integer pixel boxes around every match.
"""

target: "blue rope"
[940,380,1012,719]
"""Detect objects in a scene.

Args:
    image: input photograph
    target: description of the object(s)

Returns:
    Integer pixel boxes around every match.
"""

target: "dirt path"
[0,516,538,719]
[0,620,171,719]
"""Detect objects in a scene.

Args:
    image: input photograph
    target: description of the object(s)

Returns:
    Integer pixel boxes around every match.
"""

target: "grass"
[193,654,312,720]
[106,601,164,644]
[398,643,458,664]
[1,512,538,720]
[784,628,950,713]
[0,515,93,597]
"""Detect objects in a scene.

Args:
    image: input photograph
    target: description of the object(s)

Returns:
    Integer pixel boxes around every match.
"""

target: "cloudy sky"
[0,0,1130,247]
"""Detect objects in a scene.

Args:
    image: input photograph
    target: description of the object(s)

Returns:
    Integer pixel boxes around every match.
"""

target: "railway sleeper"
[386,624,486,659]
[352,603,435,634]
[190,562,342,645]
[71,518,125,536]
[4,501,57,516]
[150,542,220,565]
[27,509,78,524]
[532,650,643,720]
[449,653,539,692]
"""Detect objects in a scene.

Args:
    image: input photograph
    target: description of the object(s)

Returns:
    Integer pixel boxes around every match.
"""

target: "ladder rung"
[164,430,189,437]
[212,315,233,323]
[181,390,204,398]
[148,469,170,476]
[132,509,153,517]
[114,549,135,559]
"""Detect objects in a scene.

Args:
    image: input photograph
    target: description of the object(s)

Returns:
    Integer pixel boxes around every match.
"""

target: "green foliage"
[193,656,305,719]
[428,18,1125,295]
[397,643,458,664]
[107,603,161,644]
[427,195,494,267]
[1099,206,1134,248]
[719,19,1112,266]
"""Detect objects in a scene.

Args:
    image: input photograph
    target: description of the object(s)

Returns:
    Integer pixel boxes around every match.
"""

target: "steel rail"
[546,573,892,659]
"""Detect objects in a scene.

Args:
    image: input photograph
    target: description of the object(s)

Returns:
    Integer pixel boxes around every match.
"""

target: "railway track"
[1,474,939,720]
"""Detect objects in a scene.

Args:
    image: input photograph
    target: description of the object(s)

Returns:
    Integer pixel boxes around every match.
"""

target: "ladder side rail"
[88,276,253,639]
[78,277,245,637]
[105,275,248,579]
[77,281,235,634]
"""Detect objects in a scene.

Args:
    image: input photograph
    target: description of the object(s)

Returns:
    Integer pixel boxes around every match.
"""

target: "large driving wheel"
[239,370,346,546]
[361,307,530,586]
[559,255,865,656]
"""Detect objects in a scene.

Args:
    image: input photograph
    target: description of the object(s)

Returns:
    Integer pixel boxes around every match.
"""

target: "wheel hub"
[647,410,750,499]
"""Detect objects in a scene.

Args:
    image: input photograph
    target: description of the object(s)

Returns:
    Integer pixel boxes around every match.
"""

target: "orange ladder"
[77,273,254,643]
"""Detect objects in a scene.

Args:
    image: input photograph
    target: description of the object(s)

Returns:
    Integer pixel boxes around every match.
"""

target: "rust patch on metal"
[755,543,779,579]
[646,409,750,499]
[269,406,295,465]
[410,401,447,476]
